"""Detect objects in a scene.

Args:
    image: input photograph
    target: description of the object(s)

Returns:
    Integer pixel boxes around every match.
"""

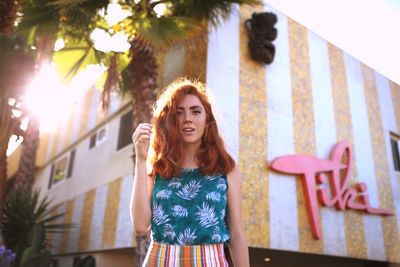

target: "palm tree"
[0,34,36,246]
[12,0,63,192]
[1,187,74,267]
[0,0,19,34]
[16,0,258,264]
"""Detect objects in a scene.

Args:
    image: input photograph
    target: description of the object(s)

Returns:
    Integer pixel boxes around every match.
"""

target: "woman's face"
[176,94,207,147]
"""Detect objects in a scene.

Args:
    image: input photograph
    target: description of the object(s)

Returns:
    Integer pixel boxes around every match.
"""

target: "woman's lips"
[183,127,195,132]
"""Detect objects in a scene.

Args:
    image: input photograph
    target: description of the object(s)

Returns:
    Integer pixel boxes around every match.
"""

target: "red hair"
[149,78,235,178]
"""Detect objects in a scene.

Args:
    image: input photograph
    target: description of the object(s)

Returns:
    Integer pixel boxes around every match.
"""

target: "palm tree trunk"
[0,0,19,34]
[14,34,53,191]
[13,115,40,191]
[0,97,11,220]
[0,93,25,246]
[128,38,158,266]
[0,146,7,246]
[0,0,20,246]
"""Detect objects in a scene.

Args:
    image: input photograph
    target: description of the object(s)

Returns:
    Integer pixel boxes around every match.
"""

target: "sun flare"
[24,64,105,133]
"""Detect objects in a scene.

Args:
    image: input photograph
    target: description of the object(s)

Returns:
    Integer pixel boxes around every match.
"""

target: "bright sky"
[266,0,400,85]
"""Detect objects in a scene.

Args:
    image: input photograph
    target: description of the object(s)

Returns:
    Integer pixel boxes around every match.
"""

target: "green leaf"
[124,13,202,49]
[116,51,131,72]
[53,45,100,82]
[17,0,60,36]
[171,0,260,26]
[1,188,74,267]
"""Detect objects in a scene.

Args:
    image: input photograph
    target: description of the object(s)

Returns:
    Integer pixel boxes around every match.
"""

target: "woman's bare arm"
[226,165,250,267]
[129,123,153,235]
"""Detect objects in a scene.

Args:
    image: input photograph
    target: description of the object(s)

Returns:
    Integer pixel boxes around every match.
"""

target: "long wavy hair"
[149,78,235,178]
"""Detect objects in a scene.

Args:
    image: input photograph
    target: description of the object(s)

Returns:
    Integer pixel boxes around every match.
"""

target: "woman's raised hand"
[132,123,152,160]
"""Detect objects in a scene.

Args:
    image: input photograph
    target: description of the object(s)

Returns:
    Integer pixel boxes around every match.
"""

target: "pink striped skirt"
[142,241,229,267]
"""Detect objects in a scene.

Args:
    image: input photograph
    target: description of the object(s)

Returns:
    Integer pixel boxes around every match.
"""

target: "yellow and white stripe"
[345,55,385,259]
[88,183,108,251]
[265,6,298,251]
[308,30,347,256]
[361,64,400,261]
[238,3,269,248]
[376,73,400,259]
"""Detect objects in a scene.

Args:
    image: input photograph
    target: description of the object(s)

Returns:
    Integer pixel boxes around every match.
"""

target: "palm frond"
[53,39,101,82]
[171,0,260,26]
[57,3,108,40]
[17,0,60,36]
[98,51,130,112]
[122,12,202,49]
[1,188,74,253]
[52,0,109,10]
[44,223,76,230]
[39,213,65,224]
[39,202,61,219]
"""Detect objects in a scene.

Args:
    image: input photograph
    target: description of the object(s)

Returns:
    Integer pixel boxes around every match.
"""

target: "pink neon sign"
[270,141,392,240]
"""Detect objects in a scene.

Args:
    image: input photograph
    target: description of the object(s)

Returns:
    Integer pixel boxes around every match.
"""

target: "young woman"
[130,78,249,266]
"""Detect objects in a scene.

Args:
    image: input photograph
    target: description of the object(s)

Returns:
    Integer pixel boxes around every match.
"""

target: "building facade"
[7,2,400,266]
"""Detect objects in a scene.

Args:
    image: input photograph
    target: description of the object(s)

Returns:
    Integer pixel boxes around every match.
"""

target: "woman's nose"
[183,111,192,122]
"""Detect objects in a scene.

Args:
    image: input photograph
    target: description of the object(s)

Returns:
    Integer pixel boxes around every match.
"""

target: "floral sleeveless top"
[151,168,230,245]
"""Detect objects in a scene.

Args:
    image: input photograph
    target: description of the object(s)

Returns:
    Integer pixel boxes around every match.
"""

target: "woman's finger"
[132,128,152,141]
[138,135,151,143]
[137,123,152,131]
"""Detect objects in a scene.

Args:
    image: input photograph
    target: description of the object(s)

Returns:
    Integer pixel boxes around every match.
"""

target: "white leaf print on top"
[206,192,221,202]
[152,203,170,225]
[168,178,181,189]
[196,202,218,228]
[163,224,176,240]
[204,174,221,181]
[220,208,226,220]
[171,205,188,217]
[216,179,227,191]
[156,189,172,199]
[176,180,201,200]
[177,228,197,245]
[211,226,222,242]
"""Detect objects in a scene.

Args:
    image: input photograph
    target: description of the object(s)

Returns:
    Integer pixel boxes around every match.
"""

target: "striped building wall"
[48,175,135,254]
[207,2,400,263]
[35,0,400,264]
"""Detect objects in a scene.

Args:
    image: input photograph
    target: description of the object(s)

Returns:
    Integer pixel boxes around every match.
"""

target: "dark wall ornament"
[245,12,278,64]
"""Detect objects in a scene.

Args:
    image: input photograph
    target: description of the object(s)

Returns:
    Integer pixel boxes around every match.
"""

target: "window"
[73,256,81,267]
[51,157,68,184]
[117,111,133,150]
[67,149,76,178]
[50,259,59,267]
[89,127,107,149]
[390,132,400,172]
[49,149,76,188]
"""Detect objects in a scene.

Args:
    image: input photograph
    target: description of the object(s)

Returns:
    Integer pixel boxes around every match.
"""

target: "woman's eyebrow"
[177,105,202,110]
[190,106,202,110]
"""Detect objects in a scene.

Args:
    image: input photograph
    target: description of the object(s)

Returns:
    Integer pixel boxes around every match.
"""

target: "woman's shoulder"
[227,162,240,175]
[226,162,241,184]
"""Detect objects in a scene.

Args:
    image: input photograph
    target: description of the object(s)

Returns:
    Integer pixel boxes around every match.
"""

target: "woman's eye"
[193,110,201,114]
